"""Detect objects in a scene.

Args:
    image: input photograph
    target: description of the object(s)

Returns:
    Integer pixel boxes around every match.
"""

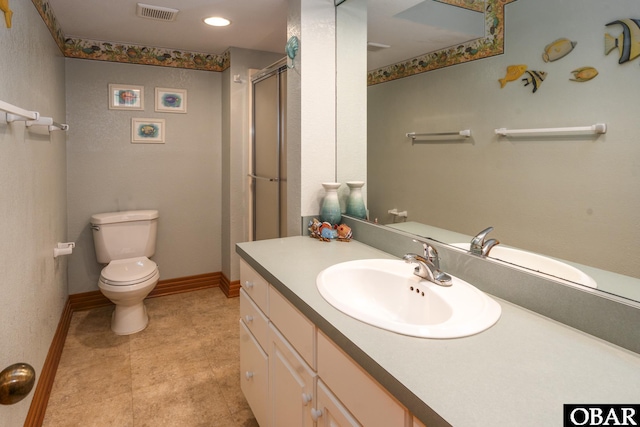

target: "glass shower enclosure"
[250,59,287,241]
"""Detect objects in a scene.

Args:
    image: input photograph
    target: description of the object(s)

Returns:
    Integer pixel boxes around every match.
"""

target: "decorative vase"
[346,181,367,219]
[320,182,342,225]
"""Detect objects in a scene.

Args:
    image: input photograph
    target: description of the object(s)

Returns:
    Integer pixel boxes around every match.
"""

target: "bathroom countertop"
[236,236,640,427]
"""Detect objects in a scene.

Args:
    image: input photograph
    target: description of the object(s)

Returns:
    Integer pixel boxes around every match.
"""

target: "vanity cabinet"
[239,319,269,426]
[239,261,270,426]
[239,259,415,427]
[268,323,316,426]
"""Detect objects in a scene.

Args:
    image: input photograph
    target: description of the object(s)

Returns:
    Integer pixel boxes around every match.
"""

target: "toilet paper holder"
[53,242,75,258]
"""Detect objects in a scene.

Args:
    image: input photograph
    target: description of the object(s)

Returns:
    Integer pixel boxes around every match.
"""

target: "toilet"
[90,210,160,335]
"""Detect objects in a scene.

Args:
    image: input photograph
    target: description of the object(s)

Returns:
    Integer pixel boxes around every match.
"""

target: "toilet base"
[111,301,149,335]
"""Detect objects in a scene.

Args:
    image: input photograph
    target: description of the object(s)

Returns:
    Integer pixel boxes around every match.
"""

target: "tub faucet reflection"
[470,226,500,256]
[404,240,452,286]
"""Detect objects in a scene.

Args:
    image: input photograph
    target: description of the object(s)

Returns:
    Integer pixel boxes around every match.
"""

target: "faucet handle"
[412,239,440,268]
[412,238,428,254]
[471,226,494,254]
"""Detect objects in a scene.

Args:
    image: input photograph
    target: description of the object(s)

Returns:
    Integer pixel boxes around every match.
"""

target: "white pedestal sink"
[316,259,501,339]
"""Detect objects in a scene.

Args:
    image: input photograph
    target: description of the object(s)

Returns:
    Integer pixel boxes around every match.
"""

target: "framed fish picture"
[109,84,144,110]
[131,118,165,143]
[155,87,187,113]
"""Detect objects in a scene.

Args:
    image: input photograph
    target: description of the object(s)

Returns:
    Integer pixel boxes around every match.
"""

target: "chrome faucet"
[470,226,500,256]
[403,240,452,286]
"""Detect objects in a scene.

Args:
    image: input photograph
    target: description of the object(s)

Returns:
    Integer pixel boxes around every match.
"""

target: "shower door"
[251,61,287,240]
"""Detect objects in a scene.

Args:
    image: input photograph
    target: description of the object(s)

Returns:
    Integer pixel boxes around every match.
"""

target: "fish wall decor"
[499,64,528,88]
[570,67,598,82]
[542,38,577,62]
[521,70,547,93]
[605,19,640,64]
[0,0,12,28]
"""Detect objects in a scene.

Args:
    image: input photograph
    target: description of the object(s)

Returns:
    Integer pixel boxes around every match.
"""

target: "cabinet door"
[240,320,269,427]
[269,323,316,427]
[314,379,361,427]
[317,331,407,426]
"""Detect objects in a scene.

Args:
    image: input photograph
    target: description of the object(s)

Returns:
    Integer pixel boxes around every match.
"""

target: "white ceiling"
[47,0,289,55]
[366,0,485,70]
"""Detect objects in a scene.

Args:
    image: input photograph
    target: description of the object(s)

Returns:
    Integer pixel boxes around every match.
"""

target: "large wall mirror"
[336,0,640,303]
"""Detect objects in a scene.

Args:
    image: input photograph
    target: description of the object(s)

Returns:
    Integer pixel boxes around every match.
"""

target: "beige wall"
[0,2,67,423]
[367,0,640,277]
[65,59,222,294]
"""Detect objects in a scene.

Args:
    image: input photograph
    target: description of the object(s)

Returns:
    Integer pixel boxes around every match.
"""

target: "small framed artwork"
[109,84,144,110]
[131,118,165,143]
[155,87,187,113]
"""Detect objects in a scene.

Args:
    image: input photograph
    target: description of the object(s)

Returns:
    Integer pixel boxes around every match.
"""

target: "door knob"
[0,363,36,405]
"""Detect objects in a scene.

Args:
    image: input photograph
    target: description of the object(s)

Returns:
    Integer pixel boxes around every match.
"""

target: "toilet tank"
[90,210,159,263]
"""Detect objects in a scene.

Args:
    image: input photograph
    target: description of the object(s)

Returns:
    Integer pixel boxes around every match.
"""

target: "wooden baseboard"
[24,299,73,427]
[220,272,240,298]
[69,272,223,311]
[148,271,220,299]
[26,271,231,426]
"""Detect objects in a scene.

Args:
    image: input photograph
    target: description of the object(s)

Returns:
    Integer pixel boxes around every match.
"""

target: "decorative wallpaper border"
[368,0,518,86]
[436,0,485,13]
[62,38,229,72]
[31,0,229,72]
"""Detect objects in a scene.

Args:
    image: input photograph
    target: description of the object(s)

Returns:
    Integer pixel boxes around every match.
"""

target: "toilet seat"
[100,257,159,286]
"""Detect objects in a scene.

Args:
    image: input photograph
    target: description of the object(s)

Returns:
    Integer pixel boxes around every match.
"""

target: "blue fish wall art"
[605,19,640,64]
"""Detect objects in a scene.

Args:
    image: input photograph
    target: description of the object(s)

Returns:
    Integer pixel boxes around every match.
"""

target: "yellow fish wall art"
[542,38,577,62]
[605,19,640,64]
[0,0,12,28]
[570,67,598,82]
[499,64,528,88]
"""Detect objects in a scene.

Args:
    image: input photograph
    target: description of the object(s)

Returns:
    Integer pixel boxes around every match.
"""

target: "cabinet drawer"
[240,259,269,313]
[317,331,406,427]
[240,289,269,352]
[315,379,361,427]
[269,286,316,368]
[239,320,269,427]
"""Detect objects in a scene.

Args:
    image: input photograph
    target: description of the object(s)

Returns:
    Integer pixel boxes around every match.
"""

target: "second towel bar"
[495,123,606,137]
[26,116,69,132]
[406,130,471,139]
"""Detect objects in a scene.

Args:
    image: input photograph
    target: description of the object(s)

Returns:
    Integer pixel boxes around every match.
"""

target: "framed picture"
[155,87,187,113]
[109,84,144,110]
[131,118,165,143]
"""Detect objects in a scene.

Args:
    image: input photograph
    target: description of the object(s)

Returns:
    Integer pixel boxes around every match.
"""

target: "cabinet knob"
[301,393,312,406]
[244,281,254,289]
[311,408,323,421]
[244,315,254,323]
[245,371,254,381]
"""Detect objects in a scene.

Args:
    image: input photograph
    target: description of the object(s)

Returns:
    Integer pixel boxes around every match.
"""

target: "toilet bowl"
[98,257,160,335]
[90,209,160,335]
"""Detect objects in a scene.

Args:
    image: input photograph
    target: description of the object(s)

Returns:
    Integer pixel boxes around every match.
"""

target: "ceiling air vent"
[136,3,179,22]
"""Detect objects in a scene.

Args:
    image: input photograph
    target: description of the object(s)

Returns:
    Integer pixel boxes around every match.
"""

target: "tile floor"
[42,288,258,427]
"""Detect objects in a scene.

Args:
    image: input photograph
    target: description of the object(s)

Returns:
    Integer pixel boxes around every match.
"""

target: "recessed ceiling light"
[204,16,231,27]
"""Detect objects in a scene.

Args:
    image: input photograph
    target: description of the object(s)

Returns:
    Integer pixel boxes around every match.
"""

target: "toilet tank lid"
[91,210,159,225]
